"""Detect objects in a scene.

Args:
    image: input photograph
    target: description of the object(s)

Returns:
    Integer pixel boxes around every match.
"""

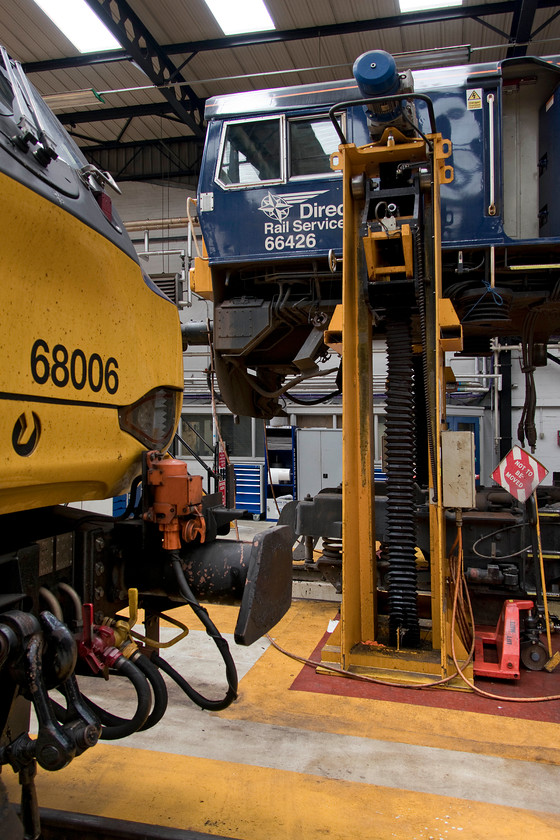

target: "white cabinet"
[296,428,342,499]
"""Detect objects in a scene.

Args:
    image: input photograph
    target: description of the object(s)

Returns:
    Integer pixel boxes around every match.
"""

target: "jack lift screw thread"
[384,314,421,648]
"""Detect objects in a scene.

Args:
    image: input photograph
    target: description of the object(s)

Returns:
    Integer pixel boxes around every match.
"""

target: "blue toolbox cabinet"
[233,463,265,519]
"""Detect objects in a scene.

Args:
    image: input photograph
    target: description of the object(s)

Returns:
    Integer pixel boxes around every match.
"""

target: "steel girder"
[506,0,539,56]
[79,135,201,185]
[58,101,180,125]
[82,0,205,138]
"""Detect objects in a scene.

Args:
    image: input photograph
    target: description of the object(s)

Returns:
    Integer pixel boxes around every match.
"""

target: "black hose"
[285,389,342,405]
[132,652,169,729]
[80,655,151,740]
[78,652,168,733]
[151,651,236,712]
[150,555,238,712]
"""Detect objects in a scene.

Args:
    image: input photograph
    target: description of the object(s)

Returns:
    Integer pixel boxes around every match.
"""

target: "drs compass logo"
[258,189,343,252]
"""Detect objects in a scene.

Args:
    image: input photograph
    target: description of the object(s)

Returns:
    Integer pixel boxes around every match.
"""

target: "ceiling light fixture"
[395,45,471,69]
[399,0,462,13]
[30,0,121,53]
[202,0,275,36]
[42,88,106,111]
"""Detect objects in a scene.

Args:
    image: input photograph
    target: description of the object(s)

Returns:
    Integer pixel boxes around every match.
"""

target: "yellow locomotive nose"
[0,172,183,514]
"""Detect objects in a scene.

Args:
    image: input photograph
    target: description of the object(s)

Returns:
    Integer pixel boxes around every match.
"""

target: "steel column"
[339,147,376,667]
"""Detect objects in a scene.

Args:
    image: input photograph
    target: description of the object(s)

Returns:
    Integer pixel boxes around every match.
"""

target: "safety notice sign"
[491,446,548,502]
[466,88,483,110]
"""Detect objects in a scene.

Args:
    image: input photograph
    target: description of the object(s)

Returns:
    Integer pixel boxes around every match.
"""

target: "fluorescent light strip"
[31,0,121,53]
[399,0,462,12]
[202,0,275,36]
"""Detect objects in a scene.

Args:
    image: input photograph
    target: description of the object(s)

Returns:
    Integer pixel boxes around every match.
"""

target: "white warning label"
[466,88,483,110]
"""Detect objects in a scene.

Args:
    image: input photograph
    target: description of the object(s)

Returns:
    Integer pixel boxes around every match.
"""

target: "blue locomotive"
[193,49,560,662]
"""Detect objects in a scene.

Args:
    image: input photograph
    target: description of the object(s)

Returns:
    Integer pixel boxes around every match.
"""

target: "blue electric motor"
[353,50,411,134]
[353,50,400,98]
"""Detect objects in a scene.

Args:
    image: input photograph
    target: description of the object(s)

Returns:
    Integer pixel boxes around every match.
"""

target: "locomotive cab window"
[289,116,342,178]
[217,116,283,187]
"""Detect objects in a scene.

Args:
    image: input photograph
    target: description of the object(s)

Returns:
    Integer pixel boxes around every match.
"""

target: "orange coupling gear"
[144,451,206,550]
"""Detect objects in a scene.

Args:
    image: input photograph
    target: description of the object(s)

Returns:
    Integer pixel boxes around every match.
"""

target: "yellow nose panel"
[0,173,183,513]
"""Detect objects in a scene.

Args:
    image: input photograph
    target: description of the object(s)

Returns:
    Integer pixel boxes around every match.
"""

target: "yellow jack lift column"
[323,130,473,687]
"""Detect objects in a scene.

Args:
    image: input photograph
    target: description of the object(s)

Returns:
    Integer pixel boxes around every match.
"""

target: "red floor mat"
[290,627,560,723]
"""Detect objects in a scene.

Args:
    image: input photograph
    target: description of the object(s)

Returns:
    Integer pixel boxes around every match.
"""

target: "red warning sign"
[491,446,548,502]
[218,449,227,505]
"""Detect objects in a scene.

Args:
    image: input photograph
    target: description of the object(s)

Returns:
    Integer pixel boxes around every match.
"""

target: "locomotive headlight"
[118,387,182,451]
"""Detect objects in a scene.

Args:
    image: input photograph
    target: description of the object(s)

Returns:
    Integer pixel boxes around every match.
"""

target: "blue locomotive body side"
[198,57,560,262]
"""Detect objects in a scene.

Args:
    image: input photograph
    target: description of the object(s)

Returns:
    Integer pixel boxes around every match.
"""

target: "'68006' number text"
[31,339,119,394]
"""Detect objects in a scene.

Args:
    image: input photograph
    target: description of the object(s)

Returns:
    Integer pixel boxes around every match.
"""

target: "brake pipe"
[79,655,152,740]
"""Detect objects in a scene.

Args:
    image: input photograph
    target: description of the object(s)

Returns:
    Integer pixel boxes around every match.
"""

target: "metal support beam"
[499,350,513,459]
[83,0,205,137]
[79,135,202,184]
[58,101,177,125]
[339,148,376,666]
[532,7,560,38]
[472,16,511,39]
[507,0,539,56]
[161,1,544,52]
[78,135,200,152]
[116,117,132,143]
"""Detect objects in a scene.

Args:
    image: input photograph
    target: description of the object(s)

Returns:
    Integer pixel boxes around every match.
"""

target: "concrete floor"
[5,520,560,839]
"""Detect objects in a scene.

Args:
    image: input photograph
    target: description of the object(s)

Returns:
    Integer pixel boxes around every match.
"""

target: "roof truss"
[24,0,560,76]
[82,0,205,138]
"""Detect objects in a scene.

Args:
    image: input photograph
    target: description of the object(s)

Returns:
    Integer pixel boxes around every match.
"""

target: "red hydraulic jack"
[474,599,534,680]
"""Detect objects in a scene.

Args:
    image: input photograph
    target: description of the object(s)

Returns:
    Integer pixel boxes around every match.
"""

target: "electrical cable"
[471,522,531,560]
[129,652,169,730]
[268,520,560,701]
[449,521,560,703]
[231,358,338,400]
[267,530,473,690]
[265,633,463,690]
[207,319,239,538]
[149,555,238,711]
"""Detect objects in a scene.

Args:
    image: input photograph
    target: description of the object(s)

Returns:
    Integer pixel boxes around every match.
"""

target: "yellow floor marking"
[113,599,560,764]
[215,600,560,766]
[4,744,560,840]
[120,602,240,635]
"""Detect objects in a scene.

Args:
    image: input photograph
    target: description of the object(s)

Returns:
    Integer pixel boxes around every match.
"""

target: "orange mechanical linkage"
[144,451,206,550]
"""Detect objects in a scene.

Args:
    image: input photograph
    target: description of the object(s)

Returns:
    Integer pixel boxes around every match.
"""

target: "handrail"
[328,92,437,145]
